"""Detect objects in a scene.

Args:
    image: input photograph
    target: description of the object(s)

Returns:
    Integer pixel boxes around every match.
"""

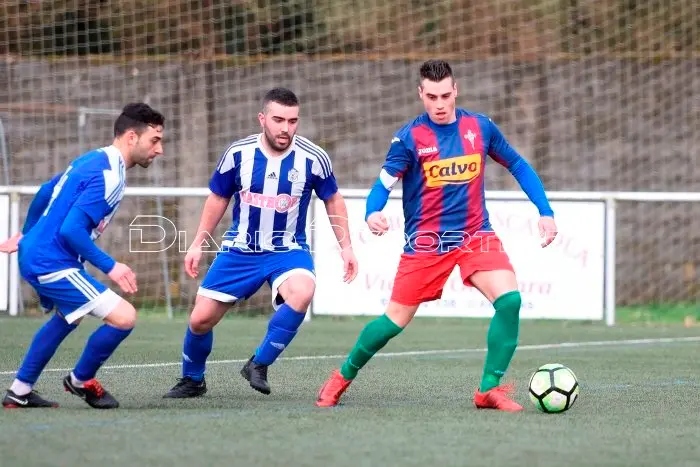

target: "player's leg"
[3,302,78,408]
[314,301,419,408]
[240,250,315,395]
[164,250,263,398]
[472,270,521,386]
[315,251,457,407]
[163,295,230,398]
[58,269,133,409]
[470,270,522,411]
[459,233,523,411]
[3,275,82,409]
[473,270,521,390]
[38,294,55,314]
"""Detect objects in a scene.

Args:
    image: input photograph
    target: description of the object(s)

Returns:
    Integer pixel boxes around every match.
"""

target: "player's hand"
[538,216,558,248]
[184,246,203,279]
[366,212,389,236]
[340,247,358,283]
[108,262,138,294]
[0,232,22,254]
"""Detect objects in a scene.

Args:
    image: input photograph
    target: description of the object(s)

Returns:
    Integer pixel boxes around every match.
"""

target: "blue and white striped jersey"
[209,133,338,252]
[19,146,126,274]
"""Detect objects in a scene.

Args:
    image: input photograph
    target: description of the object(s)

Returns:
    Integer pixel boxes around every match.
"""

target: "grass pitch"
[1,315,699,467]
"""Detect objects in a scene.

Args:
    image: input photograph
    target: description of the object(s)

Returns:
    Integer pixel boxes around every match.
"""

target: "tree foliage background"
[0,0,697,57]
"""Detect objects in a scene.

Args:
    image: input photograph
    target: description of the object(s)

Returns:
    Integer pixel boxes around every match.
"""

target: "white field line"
[1,335,699,376]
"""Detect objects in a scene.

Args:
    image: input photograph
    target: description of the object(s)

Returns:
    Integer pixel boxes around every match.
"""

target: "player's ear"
[257,112,265,128]
[128,129,139,146]
[417,85,423,100]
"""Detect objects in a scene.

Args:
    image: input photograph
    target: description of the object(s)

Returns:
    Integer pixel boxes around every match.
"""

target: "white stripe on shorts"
[66,272,98,300]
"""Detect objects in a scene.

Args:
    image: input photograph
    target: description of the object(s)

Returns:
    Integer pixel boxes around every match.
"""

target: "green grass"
[616,303,699,323]
[1,315,700,467]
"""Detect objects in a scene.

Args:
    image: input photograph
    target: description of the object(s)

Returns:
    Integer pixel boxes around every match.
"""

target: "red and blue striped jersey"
[381,108,534,254]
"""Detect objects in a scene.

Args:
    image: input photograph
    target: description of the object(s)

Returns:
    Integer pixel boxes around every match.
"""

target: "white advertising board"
[0,194,8,312]
[311,196,605,320]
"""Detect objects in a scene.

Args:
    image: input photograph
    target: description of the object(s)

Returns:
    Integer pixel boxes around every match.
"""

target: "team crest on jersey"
[287,168,299,183]
[464,130,476,150]
[423,154,482,187]
[90,209,116,240]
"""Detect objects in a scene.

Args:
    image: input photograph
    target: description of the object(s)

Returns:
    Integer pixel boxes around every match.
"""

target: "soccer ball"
[528,363,579,413]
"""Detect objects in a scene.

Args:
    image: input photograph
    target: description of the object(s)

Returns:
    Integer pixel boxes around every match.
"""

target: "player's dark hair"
[419,60,454,84]
[262,87,299,111]
[113,103,165,137]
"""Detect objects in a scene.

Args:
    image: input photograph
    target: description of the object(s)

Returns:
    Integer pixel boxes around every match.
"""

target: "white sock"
[10,379,32,396]
[70,372,85,388]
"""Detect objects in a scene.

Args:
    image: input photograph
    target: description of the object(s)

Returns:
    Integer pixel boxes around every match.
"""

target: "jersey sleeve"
[59,208,116,274]
[311,152,338,201]
[45,171,64,190]
[72,174,114,226]
[486,118,554,217]
[486,118,524,168]
[209,147,239,198]
[380,136,413,189]
[22,171,63,234]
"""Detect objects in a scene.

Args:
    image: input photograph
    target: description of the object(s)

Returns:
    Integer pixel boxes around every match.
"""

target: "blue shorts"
[21,267,122,324]
[198,248,315,310]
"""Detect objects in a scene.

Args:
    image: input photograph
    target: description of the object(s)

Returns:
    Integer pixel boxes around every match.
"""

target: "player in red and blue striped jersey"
[164,88,358,399]
[316,60,558,411]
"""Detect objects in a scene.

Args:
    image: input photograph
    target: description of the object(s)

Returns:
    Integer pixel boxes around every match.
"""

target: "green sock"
[340,314,403,380]
[480,291,521,392]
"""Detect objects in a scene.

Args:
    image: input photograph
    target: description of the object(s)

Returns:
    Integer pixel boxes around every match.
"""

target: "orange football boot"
[315,369,352,407]
[473,383,524,412]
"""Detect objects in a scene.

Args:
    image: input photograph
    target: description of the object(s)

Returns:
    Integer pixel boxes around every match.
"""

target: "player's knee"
[385,301,419,328]
[494,290,521,318]
[189,296,229,333]
[282,293,314,312]
[189,308,218,334]
[189,316,214,334]
[104,300,137,330]
[279,276,315,311]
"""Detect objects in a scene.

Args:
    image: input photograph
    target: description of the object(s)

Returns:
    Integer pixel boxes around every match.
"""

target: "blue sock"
[182,327,213,382]
[72,324,132,381]
[16,313,78,385]
[253,304,306,365]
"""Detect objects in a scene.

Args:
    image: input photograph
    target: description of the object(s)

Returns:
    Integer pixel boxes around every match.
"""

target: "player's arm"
[60,174,117,275]
[63,175,137,293]
[487,119,554,217]
[323,192,352,252]
[184,148,236,278]
[311,154,347,250]
[312,152,358,283]
[366,136,412,234]
[59,208,116,275]
[196,147,238,247]
[184,194,230,278]
[487,118,557,246]
[0,172,63,254]
[190,194,230,250]
[22,172,63,234]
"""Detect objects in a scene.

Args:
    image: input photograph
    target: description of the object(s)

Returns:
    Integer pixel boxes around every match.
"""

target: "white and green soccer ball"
[528,363,579,413]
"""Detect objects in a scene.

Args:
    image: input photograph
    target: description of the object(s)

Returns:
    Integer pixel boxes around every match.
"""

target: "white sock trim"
[70,371,85,388]
[10,379,32,396]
